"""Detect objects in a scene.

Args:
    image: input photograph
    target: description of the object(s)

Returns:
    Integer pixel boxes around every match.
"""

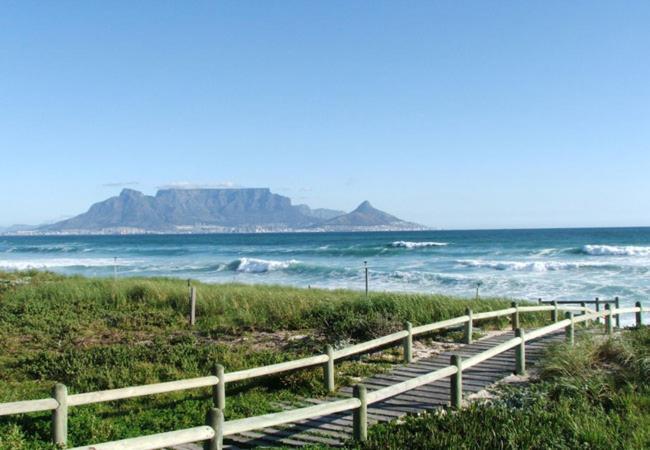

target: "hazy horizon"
[2,1,649,229]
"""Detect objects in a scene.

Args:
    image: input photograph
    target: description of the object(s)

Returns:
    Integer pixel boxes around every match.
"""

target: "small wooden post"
[538,298,542,305]
[515,328,525,375]
[214,364,225,410]
[605,304,613,335]
[580,302,588,327]
[636,301,643,326]
[324,345,335,393]
[565,312,574,346]
[52,383,68,446]
[189,286,197,326]
[552,301,558,322]
[450,354,462,409]
[595,297,600,323]
[353,384,367,442]
[204,408,224,450]
[614,297,620,328]
[403,321,413,364]
[511,302,519,331]
[464,308,473,345]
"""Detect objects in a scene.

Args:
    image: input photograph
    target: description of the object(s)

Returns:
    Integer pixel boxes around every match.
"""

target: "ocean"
[2,228,649,323]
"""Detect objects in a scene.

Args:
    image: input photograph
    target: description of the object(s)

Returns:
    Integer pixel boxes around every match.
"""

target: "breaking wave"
[578,245,650,256]
[390,241,448,249]
[221,258,300,273]
[457,259,615,272]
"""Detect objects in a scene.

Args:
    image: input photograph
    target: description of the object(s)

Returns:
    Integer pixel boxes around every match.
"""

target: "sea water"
[2,228,649,322]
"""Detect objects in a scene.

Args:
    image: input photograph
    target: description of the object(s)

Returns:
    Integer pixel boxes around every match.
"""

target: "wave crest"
[390,241,448,249]
[457,259,613,272]
[580,245,650,256]
[225,257,299,273]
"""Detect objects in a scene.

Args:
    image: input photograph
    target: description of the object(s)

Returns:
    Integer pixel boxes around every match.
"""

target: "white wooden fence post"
[515,328,525,375]
[204,408,223,450]
[52,383,68,446]
[464,308,473,344]
[403,322,413,364]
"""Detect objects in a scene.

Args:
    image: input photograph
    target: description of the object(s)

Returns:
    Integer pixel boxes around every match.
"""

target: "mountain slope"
[318,201,425,231]
[40,190,426,234]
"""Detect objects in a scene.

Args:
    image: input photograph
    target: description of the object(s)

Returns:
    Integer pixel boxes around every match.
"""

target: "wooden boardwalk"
[177,329,564,449]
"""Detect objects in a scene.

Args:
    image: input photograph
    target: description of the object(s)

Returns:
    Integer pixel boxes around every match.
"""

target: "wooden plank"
[301,398,401,421]
[225,355,329,383]
[68,376,219,406]
[223,398,359,436]
[0,398,59,416]
[70,426,214,450]
[217,327,569,448]
[333,331,408,359]
[239,426,343,447]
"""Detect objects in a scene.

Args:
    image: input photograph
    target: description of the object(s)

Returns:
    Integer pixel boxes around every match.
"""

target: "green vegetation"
[355,326,650,450]
[0,270,539,449]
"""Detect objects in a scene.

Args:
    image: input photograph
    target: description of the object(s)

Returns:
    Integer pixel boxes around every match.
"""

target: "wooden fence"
[0,300,644,450]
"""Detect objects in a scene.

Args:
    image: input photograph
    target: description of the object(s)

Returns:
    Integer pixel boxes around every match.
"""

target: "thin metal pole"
[636,301,643,326]
[189,286,197,326]
[364,261,368,299]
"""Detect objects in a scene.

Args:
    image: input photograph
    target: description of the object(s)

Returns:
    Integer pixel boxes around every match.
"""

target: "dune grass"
[354,326,650,450]
[0,270,545,449]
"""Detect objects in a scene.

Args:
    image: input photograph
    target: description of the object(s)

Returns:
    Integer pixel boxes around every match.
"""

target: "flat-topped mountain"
[39,188,426,234]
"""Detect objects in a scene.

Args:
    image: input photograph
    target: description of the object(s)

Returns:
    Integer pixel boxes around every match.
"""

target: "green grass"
[354,326,650,450]
[0,270,544,449]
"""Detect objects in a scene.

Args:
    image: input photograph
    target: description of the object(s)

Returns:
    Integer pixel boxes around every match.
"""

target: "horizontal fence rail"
[0,398,59,416]
[68,426,216,450]
[224,355,329,383]
[1,299,643,449]
[68,376,220,407]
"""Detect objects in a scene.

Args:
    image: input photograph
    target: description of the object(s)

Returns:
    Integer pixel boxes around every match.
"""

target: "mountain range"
[16,188,426,235]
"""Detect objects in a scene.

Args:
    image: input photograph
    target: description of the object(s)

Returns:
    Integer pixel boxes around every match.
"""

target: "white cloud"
[102,181,139,188]
[157,181,241,190]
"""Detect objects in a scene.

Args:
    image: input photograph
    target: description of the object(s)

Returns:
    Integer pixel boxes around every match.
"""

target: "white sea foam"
[457,259,611,272]
[231,257,299,273]
[390,270,471,286]
[581,245,650,256]
[391,241,448,249]
[0,258,128,270]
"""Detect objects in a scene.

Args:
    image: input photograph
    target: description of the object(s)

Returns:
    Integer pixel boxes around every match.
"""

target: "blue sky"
[1,1,649,229]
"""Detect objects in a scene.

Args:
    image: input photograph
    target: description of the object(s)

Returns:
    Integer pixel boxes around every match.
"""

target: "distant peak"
[354,200,374,212]
[119,188,143,198]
